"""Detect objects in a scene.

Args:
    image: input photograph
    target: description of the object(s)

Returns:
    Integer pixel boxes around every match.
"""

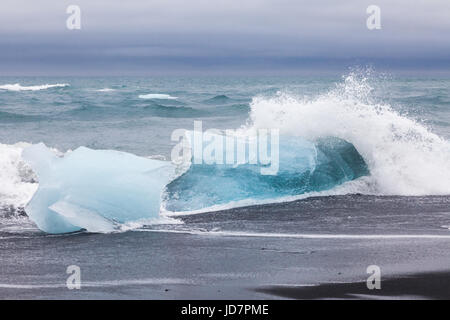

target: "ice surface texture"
[22,136,369,233]
[22,143,175,233]
[165,136,369,212]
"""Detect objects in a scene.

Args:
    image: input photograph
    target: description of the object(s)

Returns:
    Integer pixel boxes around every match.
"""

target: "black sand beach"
[1,195,450,300]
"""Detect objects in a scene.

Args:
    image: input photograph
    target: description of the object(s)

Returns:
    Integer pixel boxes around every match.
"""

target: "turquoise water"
[1,75,448,156]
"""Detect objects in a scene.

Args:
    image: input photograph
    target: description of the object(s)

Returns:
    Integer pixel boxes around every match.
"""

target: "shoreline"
[1,194,450,299]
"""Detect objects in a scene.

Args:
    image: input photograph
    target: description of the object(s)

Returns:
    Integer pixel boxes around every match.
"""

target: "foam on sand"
[95,88,116,92]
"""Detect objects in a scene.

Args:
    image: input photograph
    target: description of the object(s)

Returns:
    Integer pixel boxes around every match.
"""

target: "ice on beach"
[22,143,175,234]
[165,131,369,212]
[0,83,69,91]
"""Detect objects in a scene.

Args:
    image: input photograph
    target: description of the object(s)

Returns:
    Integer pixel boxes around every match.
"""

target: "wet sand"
[1,195,450,300]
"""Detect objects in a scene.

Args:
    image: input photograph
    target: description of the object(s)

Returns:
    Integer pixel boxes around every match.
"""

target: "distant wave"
[95,88,115,92]
[138,93,177,100]
[143,104,205,118]
[0,83,69,91]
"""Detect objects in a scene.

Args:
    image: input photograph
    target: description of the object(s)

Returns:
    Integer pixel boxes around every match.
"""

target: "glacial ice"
[22,143,175,234]
[21,134,369,234]
[165,134,369,212]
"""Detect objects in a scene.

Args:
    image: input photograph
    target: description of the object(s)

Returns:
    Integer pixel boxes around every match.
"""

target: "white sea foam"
[1,72,450,232]
[162,176,376,217]
[0,83,69,91]
[138,93,178,100]
[162,73,450,216]
[0,143,37,210]
[141,228,450,240]
[246,73,450,196]
[22,144,177,233]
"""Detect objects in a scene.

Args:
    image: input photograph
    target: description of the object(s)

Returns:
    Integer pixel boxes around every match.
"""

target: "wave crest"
[0,143,37,213]
[248,73,450,195]
[138,93,177,100]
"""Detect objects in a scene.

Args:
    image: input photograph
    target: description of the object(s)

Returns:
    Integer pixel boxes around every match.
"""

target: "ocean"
[1,71,450,299]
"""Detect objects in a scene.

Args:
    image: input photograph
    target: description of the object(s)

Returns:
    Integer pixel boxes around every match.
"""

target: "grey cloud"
[0,1,449,74]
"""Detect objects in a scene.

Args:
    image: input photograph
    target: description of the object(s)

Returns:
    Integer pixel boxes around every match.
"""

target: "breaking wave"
[247,73,450,195]
[0,83,69,91]
[138,93,178,100]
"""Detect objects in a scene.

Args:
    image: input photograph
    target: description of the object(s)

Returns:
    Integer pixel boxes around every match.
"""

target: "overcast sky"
[1,0,449,75]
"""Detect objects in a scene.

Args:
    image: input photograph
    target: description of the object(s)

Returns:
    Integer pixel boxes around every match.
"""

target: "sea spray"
[248,73,450,195]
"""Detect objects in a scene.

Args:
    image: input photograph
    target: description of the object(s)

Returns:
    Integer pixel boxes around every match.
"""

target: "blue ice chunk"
[165,136,369,211]
[22,143,175,234]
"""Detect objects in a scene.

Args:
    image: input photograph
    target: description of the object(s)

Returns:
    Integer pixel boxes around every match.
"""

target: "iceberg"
[165,135,369,212]
[22,143,175,234]
[21,135,368,234]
